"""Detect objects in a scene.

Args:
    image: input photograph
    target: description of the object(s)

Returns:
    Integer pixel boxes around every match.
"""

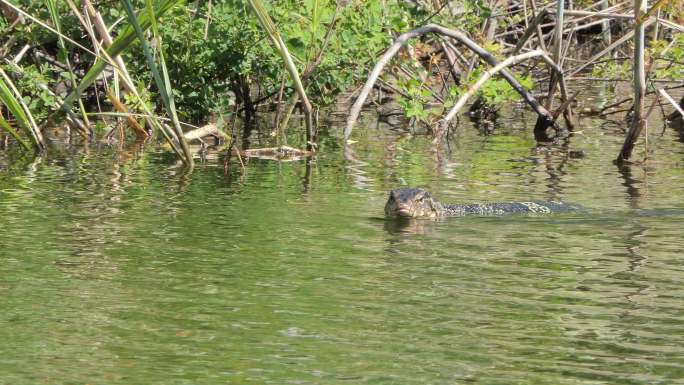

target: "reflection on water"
[1,85,684,384]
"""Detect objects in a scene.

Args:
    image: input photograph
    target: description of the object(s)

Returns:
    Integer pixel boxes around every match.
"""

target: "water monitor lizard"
[385,188,581,218]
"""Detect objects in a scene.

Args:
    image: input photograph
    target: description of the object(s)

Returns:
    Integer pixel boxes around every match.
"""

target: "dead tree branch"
[344,24,557,140]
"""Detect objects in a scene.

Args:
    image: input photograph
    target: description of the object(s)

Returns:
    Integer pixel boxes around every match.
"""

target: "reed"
[120,0,193,166]
[44,0,91,135]
[60,0,180,114]
[246,0,314,150]
[0,68,44,151]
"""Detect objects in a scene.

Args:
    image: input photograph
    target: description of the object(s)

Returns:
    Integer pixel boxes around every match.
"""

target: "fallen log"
[232,146,313,161]
[183,123,230,142]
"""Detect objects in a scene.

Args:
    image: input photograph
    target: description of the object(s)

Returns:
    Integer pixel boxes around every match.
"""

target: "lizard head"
[385,188,443,218]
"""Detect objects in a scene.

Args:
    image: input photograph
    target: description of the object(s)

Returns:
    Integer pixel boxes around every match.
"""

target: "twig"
[106,91,147,139]
[659,89,684,119]
[565,24,646,78]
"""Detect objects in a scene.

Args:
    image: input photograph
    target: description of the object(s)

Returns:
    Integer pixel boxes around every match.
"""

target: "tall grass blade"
[60,0,182,112]
[0,114,31,151]
[0,70,45,150]
[246,0,314,149]
[120,0,193,166]
[247,0,311,112]
[44,0,92,134]
[146,0,193,166]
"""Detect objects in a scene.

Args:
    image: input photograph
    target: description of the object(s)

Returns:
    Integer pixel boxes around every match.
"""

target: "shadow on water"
[382,217,437,238]
[616,163,644,209]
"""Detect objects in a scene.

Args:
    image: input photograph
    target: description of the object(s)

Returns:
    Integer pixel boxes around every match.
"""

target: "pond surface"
[2,83,684,384]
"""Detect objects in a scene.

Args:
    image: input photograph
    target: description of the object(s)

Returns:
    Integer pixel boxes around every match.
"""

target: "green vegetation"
[0,0,683,162]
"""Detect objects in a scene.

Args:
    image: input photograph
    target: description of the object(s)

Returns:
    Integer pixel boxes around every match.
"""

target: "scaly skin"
[385,188,581,218]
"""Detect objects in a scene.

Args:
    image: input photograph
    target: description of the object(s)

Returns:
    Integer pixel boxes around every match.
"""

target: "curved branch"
[344,24,556,140]
[441,50,547,124]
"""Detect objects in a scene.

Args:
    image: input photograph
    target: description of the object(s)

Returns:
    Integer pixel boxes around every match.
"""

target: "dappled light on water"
[2,85,684,384]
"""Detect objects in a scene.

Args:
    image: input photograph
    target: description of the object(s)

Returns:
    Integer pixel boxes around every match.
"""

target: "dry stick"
[86,112,201,127]
[599,97,633,113]
[443,39,470,69]
[12,44,30,63]
[512,8,550,54]
[563,18,613,34]
[658,19,684,33]
[582,0,627,12]
[106,91,147,138]
[483,0,505,41]
[70,0,118,134]
[617,0,647,163]
[651,8,660,43]
[440,50,574,128]
[84,2,136,139]
[560,26,575,69]
[565,24,646,78]
[553,90,580,120]
[83,0,169,144]
[561,9,683,32]
[597,0,612,44]
[500,0,630,39]
[84,1,133,95]
[644,85,662,120]
[227,103,245,172]
[561,9,640,20]
[544,0,565,120]
[344,24,557,139]
[183,123,230,142]
[659,89,684,119]
[558,25,576,128]
[439,41,460,84]
[529,0,548,52]
[588,88,680,117]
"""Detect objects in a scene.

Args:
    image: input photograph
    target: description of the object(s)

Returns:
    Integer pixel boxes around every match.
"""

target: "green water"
[2,98,684,384]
